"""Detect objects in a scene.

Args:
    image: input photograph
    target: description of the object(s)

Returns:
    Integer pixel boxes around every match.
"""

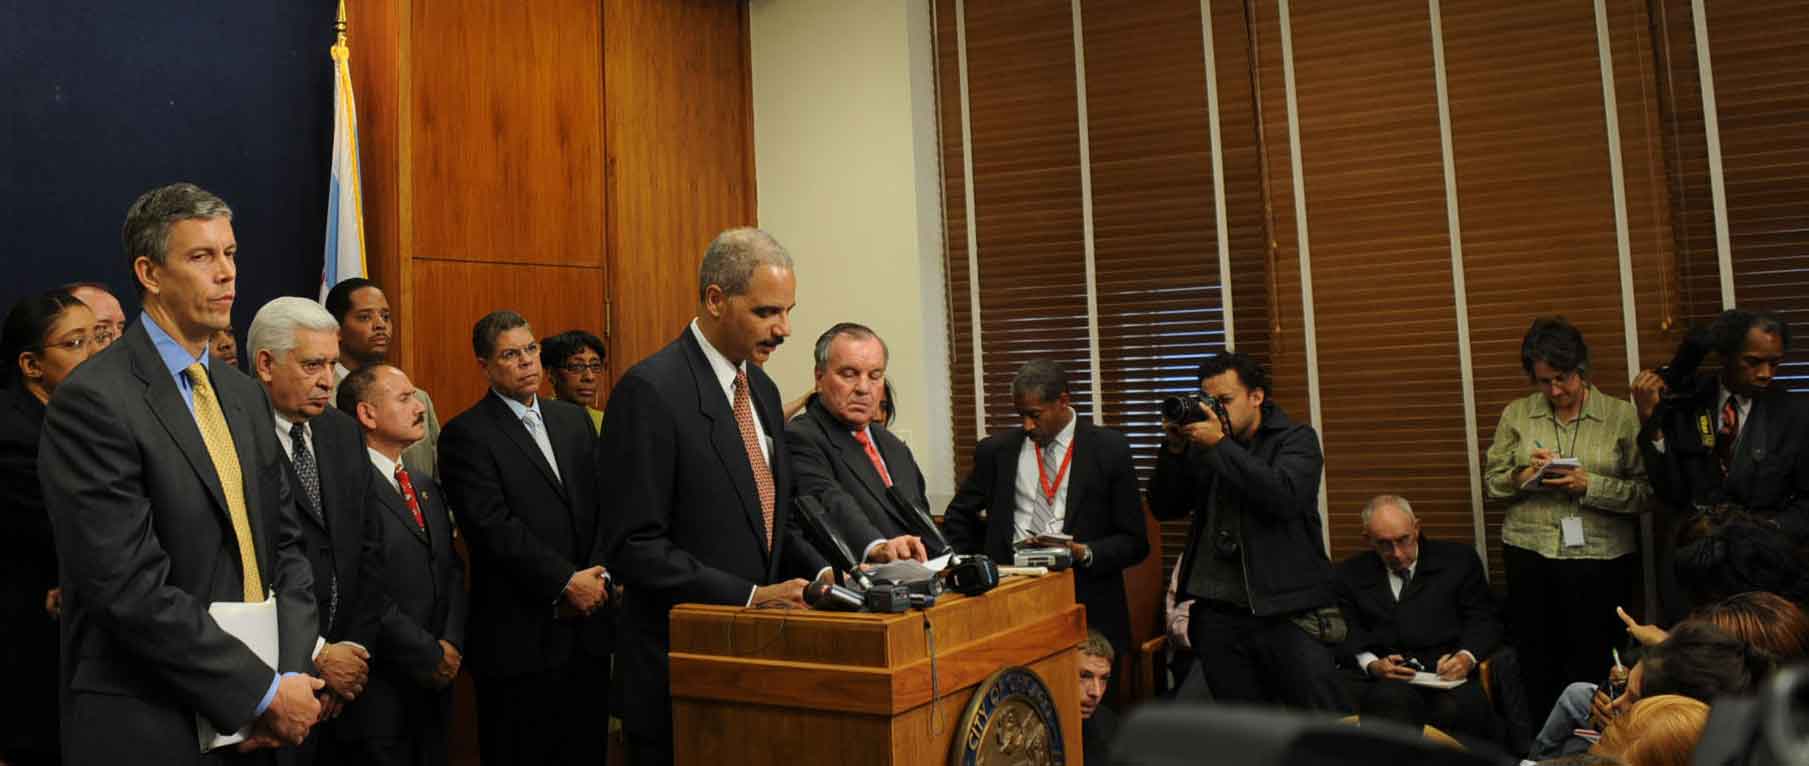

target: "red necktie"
[395,464,427,531]
[733,370,775,549]
[1718,397,1741,476]
[852,429,894,487]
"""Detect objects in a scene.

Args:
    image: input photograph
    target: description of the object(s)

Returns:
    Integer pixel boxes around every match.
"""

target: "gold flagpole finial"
[336,0,348,44]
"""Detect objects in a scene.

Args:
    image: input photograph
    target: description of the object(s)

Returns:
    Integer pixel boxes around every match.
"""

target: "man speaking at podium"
[599,228,831,766]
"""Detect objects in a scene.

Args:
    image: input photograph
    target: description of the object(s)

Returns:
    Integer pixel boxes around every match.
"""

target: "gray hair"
[122,183,233,292]
[248,297,340,363]
[1360,494,1417,526]
[1011,360,1070,402]
[812,322,889,374]
[698,227,793,300]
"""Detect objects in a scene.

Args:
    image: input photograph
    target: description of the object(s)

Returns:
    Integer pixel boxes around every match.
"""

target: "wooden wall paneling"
[412,259,608,424]
[1286,1,1473,558]
[1441,0,1638,583]
[408,0,605,270]
[346,0,405,339]
[603,0,760,376]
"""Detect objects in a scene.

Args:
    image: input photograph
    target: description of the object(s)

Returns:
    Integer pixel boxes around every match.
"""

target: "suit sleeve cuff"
[1356,652,1379,675]
[1459,649,1478,667]
[744,585,757,607]
[253,673,285,717]
[861,539,886,562]
[311,635,326,660]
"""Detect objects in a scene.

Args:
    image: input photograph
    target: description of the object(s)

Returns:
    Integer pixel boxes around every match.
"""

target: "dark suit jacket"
[279,407,386,648]
[942,420,1149,652]
[1333,538,1501,671]
[598,329,829,741]
[1641,381,1809,537]
[0,384,54,636]
[338,464,467,744]
[786,397,947,558]
[40,323,318,761]
[440,391,609,680]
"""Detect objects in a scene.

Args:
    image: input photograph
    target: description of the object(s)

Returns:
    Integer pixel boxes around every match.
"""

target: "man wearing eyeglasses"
[325,278,442,479]
[62,280,129,351]
[438,310,613,765]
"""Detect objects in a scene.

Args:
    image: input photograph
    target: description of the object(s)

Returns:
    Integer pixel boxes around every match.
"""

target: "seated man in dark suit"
[943,359,1149,655]
[246,297,384,758]
[1079,630,1120,765]
[1330,495,1501,740]
[336,363,469,766]
[788,322,939,564]
[1634,309,1807,620]
[440,310,613,765]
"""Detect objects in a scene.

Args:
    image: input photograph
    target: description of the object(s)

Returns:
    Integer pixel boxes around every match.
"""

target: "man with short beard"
[325,278,442,478]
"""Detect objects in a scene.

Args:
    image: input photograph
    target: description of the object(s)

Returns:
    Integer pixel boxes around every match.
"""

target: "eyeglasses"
[92,326,117,345]
[560,362,605,375]
[494,343,540,364]
[38,336,91,353]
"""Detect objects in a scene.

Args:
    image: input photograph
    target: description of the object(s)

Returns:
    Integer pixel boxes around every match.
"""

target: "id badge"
[1561,516,1587,548]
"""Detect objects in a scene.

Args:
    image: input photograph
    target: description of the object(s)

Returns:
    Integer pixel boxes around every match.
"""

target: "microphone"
[885,485,951,556]
[803,579,864,611]
[792,495,873,590]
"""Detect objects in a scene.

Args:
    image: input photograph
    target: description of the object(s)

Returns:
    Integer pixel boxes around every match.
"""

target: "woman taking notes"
[1484,316,1650,720]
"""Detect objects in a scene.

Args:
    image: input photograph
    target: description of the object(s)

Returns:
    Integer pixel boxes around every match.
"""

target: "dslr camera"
[1162,392,1232,433]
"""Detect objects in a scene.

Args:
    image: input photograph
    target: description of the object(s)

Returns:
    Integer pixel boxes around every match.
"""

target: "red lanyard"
[1036,440,1076,503]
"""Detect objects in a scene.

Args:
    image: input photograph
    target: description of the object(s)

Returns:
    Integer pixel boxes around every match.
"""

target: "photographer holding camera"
[1633,309,1809,618]
[1148,353,1345,712]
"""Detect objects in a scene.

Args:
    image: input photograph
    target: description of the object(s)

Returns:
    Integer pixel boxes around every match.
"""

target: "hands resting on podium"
[864,534,928,564]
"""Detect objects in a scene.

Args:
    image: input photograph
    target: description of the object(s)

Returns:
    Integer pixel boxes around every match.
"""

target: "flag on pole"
[321,1,367,303]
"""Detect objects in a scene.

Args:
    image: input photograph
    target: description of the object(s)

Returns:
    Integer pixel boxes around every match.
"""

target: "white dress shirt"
[1013,409,1077,543]
[689,319,770,464]
[273,411,314,461]
[369,447,402,494]
[495,390,561,483]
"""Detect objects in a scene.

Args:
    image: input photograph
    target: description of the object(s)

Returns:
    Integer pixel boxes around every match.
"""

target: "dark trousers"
[1188,600,1348,712]
[1503,546,1636,725]
[474,651,609,765]
[1329,669,1497,740]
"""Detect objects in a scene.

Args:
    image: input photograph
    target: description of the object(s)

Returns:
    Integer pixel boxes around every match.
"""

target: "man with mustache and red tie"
[599,228,833,766]
[336,363,468,766]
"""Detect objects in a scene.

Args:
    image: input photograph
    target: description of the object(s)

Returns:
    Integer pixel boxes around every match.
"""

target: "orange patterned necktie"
[186,363,265,602]
[732,370,775,549]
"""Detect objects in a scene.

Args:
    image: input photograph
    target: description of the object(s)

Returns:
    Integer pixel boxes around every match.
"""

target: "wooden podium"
[668,571,1088,764]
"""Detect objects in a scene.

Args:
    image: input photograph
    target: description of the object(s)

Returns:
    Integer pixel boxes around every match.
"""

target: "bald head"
[1361,495,1420,572]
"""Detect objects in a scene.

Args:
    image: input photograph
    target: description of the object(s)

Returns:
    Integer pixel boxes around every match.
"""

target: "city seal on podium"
[951,666,1067,766]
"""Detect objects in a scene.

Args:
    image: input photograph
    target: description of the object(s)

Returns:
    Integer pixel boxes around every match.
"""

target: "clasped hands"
[559,565,615,618]
[1516,448,1589,497]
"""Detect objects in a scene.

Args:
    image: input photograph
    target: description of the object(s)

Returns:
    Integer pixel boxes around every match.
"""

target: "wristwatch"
[1079,545,1094,567]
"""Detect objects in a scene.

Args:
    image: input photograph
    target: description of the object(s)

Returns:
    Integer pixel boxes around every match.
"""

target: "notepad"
[1409,672,1467,690]
[1520,457,1582,490]
[197,596,280,752]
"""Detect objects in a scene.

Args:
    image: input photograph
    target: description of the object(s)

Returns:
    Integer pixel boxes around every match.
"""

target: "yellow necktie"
[186,363,265,602]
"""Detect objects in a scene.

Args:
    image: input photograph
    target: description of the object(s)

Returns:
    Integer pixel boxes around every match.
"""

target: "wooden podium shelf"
[669,571,1088,764]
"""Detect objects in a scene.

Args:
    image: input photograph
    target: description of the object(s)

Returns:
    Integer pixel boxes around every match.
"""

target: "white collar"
[368,446,402,480]
[492,389,544,422]
[689,318,746,400]
[274,410,309,440]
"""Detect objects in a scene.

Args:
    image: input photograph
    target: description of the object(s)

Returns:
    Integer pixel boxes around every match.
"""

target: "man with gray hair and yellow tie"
[41,182,324,763]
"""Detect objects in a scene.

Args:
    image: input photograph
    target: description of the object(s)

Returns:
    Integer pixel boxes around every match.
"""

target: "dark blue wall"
[2,1,336,332]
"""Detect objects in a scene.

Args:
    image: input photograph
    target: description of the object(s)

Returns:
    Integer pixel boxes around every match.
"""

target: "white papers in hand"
[1409,671,1466,690]
[924,552,953,573]
[197,596,279,752]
